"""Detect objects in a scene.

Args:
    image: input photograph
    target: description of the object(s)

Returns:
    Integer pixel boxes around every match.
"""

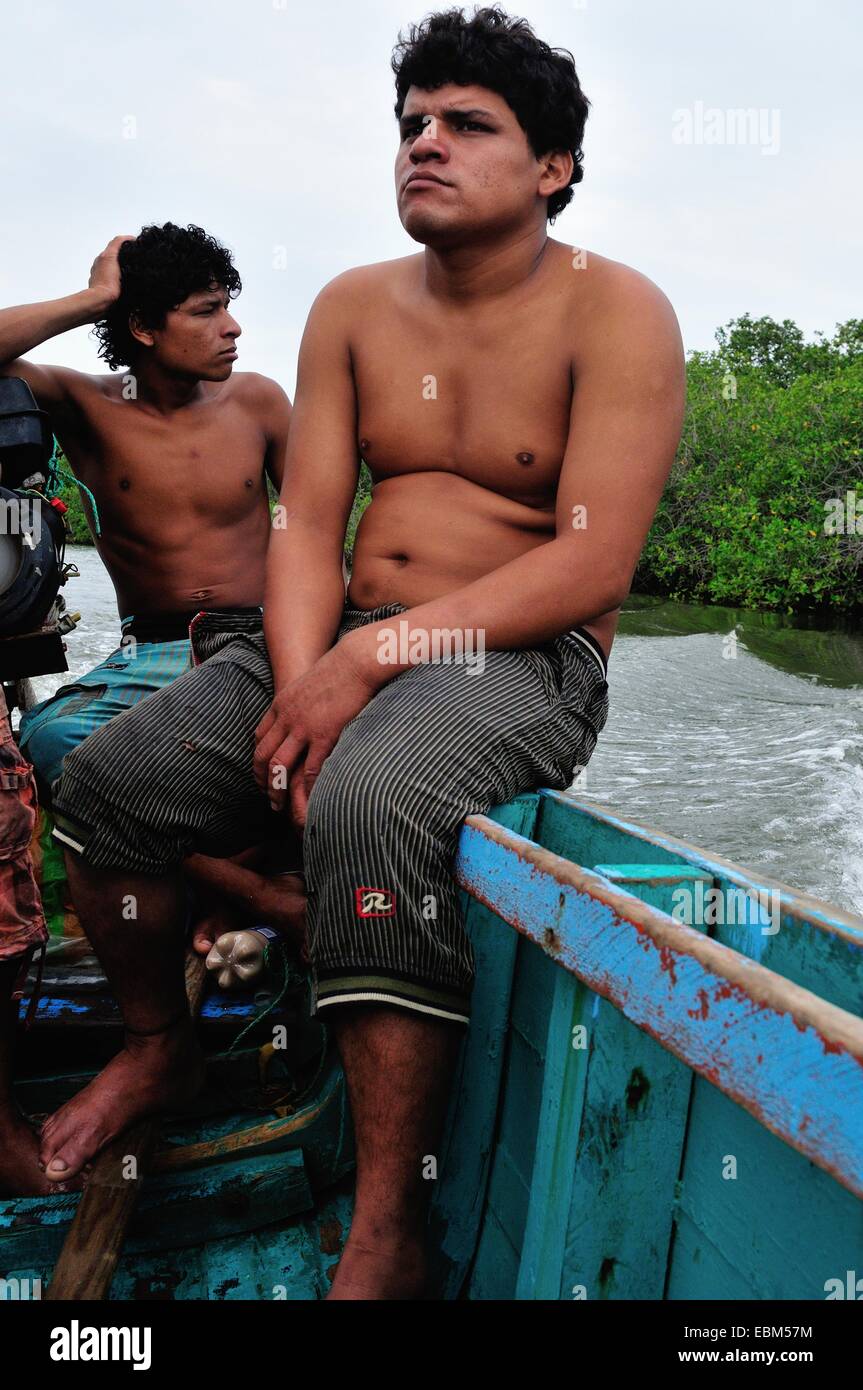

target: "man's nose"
[410,122,449,164]
[225,316,241,339]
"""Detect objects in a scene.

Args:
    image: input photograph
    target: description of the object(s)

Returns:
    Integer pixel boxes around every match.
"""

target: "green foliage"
[345,462,373,559]
[56,474,96,543]
[637,318,863,614]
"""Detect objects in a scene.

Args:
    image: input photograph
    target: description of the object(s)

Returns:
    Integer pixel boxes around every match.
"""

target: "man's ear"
[128,314,154,350]
[538,148,574,201]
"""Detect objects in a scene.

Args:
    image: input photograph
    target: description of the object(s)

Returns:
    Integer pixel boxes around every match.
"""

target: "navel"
[516,451,535,467]
[119,477,131,490]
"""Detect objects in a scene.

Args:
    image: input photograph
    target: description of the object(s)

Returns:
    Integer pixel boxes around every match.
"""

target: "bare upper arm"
[0,358,97,437]
[275,274,361,551]
[555,267,685,600]
[237,374,293,492]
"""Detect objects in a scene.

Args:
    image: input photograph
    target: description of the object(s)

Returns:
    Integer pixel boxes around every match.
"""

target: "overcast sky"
[3,0,859,393]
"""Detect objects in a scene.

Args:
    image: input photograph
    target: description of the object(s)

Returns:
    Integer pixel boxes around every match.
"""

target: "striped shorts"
[50,603,610,1026]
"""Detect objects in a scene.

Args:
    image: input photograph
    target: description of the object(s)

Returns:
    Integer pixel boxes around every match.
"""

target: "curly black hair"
[92,222,242,371]
[392,6,589,221]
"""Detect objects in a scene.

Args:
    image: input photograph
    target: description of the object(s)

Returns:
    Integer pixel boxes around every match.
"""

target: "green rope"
[214,946,328,1113]
[45,437,101,536]
[225,940,295,1055]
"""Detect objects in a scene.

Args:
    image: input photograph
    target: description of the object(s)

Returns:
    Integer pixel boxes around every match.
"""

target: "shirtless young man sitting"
[39,6,684,1295]
[0,224,304,1195]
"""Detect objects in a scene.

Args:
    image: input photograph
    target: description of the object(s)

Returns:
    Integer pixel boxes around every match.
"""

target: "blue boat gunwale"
[454,806,863,1200]
[544,790,863,944]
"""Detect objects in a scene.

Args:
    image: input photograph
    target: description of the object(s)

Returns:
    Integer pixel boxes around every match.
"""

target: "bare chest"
[352,304,573,504]
[60,396,268,528]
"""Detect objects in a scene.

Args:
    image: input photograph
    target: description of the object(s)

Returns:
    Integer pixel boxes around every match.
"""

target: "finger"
[254,704,276,746]
[254,715,295,777]
[253,721,295,790]
[267,736,305,811]
[302,737,334,797]
[290,764,309,830]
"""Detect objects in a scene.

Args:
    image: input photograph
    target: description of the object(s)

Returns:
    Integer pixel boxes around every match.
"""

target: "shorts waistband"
[121,607,263,644]
[566,627,608,679]
[340,603,608,679]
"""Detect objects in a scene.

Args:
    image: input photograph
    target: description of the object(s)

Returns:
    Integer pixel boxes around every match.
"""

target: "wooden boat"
[2,789,862,1300]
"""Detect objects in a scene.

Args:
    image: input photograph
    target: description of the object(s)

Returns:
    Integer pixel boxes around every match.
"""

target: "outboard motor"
[0,483,67,635]
[0,378,77,683]
[0,376,54,489]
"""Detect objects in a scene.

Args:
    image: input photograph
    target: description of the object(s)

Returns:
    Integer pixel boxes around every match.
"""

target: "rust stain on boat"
[688,989,710,1021]
[319,1216,343,1255]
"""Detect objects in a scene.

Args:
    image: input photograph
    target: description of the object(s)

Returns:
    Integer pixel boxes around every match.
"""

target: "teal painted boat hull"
[3,790,862,1300]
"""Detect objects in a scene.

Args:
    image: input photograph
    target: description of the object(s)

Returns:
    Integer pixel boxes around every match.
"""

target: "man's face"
[395,83,546,245]
[140,284,242,380]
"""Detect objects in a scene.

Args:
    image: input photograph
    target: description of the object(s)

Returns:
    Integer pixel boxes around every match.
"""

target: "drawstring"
[188,611,208,666]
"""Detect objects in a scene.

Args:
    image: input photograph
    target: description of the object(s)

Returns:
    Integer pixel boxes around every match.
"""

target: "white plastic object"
[205,925,280,990]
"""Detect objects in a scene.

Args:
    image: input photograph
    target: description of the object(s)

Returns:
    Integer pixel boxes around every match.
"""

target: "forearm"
[184,846,267,883]
[0,288,108,366]
[341,536,626,690]
[263,520,348,689]
[184,853,271,916]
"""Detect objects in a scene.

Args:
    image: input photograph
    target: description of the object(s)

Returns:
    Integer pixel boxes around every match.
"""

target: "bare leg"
[39,853,204,1184]
[327,1006,463,1301]
[0,959,80,1195]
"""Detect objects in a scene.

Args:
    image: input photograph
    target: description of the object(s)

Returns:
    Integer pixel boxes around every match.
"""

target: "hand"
[87,235,135,314]
[253,639,376,827]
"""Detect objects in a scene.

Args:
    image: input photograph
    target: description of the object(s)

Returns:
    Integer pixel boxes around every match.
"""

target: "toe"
[192,922,217,954]
[45,1140,91,1184]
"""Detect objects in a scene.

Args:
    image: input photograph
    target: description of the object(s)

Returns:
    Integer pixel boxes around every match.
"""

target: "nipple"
[244,478,253,488]
[360,438,370,452]
[516,451,535,467]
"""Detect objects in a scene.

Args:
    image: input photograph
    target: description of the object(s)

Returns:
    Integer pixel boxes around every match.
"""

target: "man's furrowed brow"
[400,106,497,128]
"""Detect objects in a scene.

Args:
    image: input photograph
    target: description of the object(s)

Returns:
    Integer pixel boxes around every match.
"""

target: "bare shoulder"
[0,360,123,430]
[552,242,683,362]
[310,254,421,316]
[226,373,292,439]
[228,371,291,409]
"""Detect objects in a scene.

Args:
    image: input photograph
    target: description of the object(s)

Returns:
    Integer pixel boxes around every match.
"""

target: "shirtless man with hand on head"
[40,6,684,1298]
[0,223,304,1195]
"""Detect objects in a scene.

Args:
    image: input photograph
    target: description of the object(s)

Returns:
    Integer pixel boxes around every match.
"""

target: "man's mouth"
[404,172,450,192]
[219,349,238,360]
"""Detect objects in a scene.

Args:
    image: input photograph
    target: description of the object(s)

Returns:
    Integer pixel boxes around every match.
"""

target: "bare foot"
[0,1106,82,1197]
[325,1233,427,1301]
[38,1018,204,1184]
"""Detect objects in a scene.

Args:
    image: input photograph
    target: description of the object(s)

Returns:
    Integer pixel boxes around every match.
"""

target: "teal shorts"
[18,616,193,795]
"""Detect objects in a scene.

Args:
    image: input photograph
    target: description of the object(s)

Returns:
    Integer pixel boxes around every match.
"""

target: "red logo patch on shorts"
[355,887,396,917]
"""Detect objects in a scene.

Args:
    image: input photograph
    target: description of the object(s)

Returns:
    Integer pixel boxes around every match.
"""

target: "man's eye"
[402,124,423,141]
[458,120,489,132]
